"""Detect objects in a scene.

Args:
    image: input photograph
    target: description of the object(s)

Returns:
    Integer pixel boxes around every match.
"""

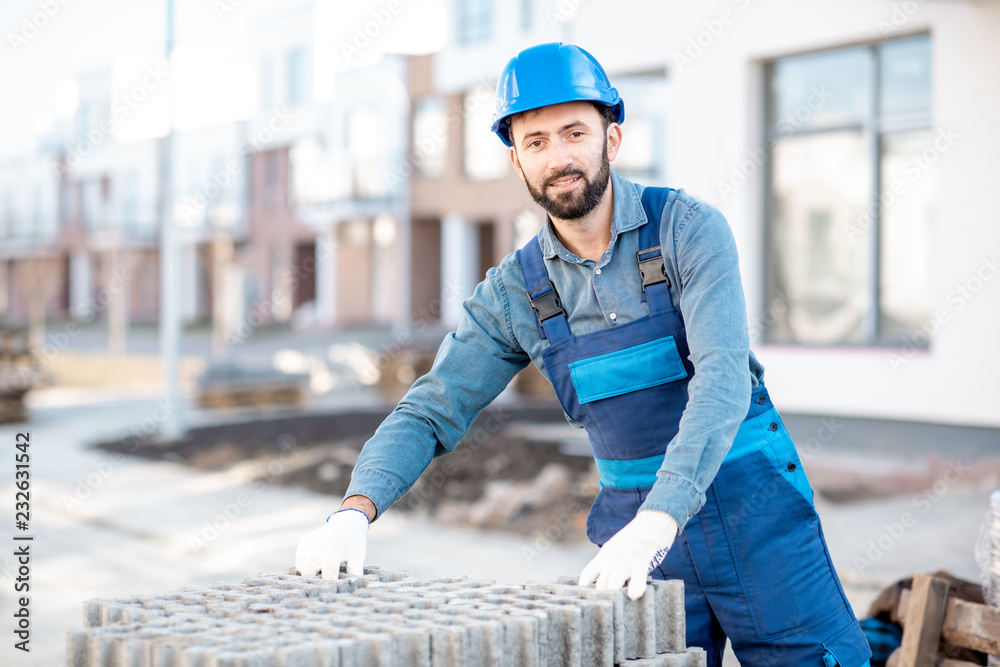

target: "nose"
[547,139,573,173]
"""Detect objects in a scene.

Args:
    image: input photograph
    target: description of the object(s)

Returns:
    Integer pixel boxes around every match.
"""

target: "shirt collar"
[536,170,648,261]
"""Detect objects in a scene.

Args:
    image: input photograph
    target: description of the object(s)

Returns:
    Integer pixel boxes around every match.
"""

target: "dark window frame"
[762,33,933,347]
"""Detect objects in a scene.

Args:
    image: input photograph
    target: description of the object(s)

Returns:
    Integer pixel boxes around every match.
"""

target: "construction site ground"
[2,324,998,665]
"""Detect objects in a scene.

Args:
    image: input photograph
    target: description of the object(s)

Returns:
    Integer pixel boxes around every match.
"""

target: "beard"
[524,147,611,220]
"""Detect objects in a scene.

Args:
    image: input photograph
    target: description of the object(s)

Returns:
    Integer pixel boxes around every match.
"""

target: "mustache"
[546,168,586,187]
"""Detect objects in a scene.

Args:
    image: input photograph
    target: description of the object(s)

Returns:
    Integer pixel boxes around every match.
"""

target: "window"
[463,88,507,181]
[286,47,309,106]
[81,180,103,229]
[457,0,492,45]
[264,150,283,209]
[349,106,388,199]
[59,178,75,229]
[260,57,274,110]
[1,192,12,239]
[521,0,533,31]
[611,71,668,180]
[763,35,933,346]
[412,96,448,178]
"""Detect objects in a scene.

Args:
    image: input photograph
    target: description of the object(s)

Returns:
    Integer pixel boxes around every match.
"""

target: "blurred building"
[1,0,998,428]
[0,0,410,338]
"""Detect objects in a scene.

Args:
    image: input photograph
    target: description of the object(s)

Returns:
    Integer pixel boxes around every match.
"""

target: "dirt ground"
[95,396,1000,553]
[96,401,603,541]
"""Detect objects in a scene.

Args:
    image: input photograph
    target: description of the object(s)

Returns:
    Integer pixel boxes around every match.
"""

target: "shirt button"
[609,313,617,321]
[787,462,797,472]
[769,422,779,432]
[756,395,766,405]
[595,268,601,275]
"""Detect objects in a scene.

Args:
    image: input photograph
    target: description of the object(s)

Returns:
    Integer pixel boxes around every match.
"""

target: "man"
[297,43,872,666]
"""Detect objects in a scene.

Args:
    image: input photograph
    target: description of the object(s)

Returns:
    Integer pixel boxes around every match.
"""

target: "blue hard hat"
[491,42,624,147]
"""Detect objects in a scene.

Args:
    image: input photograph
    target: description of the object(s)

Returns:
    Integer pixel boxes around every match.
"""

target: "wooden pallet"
[196,383,305,410]
[0,321,33,423]
[887,573,1000,667]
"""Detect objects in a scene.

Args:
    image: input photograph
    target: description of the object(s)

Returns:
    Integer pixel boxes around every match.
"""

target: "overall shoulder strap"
[519,235,571,342]
[637,186,675,312]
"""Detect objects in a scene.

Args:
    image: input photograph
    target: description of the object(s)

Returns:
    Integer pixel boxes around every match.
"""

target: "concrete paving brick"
[427,622,467,667]
[68,567,691,667]
[623,588,657,659]
[518,592,612,667]
[619,647,706,667]
[462,617,505,667]
[526,582,626,665]
[647,579,685,654]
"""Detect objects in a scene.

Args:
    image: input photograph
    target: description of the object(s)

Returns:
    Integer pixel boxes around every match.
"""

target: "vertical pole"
[866,45,881,342]
[394,78,412,340]
[158,0,182,439]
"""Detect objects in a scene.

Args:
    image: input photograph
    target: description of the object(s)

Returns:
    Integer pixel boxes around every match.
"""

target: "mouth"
[547,175,581,192]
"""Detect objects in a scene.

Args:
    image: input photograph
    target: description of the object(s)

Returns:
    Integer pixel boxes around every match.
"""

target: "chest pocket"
[568,335,687,404]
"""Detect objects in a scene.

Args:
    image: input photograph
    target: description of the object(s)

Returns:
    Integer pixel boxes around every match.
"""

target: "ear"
[605,123,623,162]
[509,146,525,181]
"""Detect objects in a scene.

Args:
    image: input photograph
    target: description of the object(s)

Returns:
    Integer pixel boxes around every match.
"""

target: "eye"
[528,140,543,149]
[569,131,585,138]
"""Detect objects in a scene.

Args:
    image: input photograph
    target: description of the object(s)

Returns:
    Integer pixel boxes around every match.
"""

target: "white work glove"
[295,508,369,580]
[578,510,679,600]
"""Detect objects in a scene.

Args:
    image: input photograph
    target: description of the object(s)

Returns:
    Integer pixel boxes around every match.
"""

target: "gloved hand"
[578,510,679,600]
[295,508,369,579]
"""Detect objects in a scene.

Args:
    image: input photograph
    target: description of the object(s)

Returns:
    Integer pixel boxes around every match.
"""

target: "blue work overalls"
[519,187,873,667]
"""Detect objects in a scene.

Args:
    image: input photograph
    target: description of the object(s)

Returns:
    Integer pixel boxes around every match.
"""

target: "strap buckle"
[527,282,565,323]
[636,246,670,290]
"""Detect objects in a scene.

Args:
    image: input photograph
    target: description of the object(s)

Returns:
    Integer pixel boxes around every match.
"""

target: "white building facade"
[427,0,1000,427]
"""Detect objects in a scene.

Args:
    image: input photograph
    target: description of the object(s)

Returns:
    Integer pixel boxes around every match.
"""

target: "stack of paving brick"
[67,567,705,667]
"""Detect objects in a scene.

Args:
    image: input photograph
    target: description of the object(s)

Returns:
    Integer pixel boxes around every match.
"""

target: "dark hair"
[591,101,615,131]
[507,101,616,147]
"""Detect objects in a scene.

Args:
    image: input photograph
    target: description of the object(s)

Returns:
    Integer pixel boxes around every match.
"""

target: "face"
[508,101,621,221]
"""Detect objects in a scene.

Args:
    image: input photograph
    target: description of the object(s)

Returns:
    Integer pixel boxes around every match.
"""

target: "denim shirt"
[346,170,765,533]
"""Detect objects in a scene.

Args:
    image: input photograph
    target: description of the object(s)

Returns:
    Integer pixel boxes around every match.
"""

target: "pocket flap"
[568,335,687,404]
[823,619,873,667]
